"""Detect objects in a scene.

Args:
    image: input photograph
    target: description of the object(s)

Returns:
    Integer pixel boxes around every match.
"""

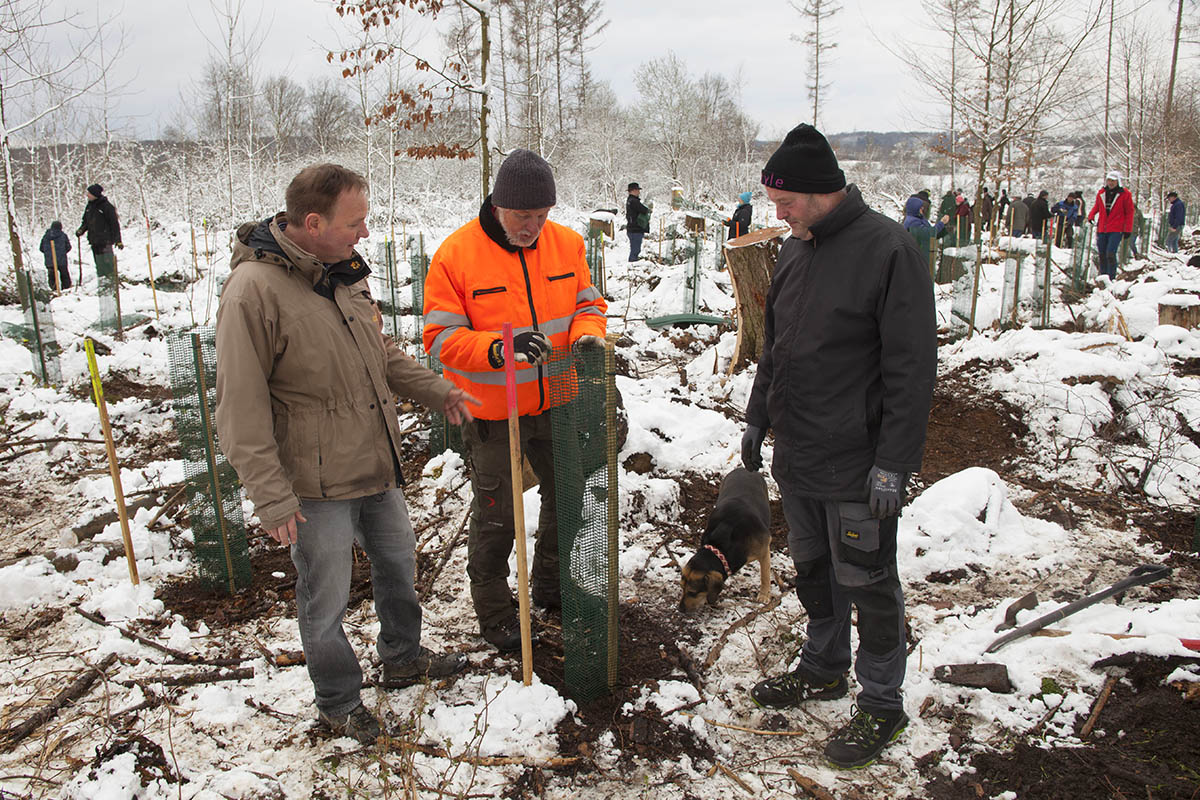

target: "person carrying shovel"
[423,149,609,653]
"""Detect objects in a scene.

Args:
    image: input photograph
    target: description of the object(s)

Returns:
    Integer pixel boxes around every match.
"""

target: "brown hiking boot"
[318,703,382,745]
[750,666,848,708]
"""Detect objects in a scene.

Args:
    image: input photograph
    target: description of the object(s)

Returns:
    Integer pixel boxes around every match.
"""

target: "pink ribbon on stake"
[502,322,518,412]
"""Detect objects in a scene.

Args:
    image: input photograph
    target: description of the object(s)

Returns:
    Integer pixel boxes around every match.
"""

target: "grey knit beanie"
[492,149,556,209]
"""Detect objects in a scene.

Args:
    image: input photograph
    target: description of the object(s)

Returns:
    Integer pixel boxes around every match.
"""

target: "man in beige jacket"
[215,164,477,744]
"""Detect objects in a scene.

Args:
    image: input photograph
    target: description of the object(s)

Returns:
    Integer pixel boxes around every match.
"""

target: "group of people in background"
[624,183,755,262]
[36,184,123,292]
[901,172,1188,280]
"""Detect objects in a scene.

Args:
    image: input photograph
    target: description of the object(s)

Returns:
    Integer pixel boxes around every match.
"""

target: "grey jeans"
[291,490,421,716]
[783,494,907,713]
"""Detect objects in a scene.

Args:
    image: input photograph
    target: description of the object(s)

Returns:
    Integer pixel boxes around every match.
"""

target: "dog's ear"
[705,571,726,605]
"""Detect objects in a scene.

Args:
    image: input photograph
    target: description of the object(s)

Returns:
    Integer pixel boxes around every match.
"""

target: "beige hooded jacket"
[215,214,453,530]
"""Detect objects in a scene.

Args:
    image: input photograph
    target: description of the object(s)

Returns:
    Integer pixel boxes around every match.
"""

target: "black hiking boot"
[380,647,468,689]
[318,703,382,745]
[750,667,848,708]
[482,617,538,653]
[824,705,909,769]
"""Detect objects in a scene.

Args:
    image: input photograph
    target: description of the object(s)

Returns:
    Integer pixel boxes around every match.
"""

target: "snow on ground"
[1,200,1198,799]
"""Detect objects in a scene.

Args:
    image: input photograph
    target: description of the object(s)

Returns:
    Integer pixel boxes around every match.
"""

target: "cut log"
[724,226,788,372]
[1,653,119,748]
[1158,294,1200,329]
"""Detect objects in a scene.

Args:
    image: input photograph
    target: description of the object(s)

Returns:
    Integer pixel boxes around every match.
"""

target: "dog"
[679,467,773,612]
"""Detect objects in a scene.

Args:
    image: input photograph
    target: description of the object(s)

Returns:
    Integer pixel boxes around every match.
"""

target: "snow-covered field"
[1,196,1198,799]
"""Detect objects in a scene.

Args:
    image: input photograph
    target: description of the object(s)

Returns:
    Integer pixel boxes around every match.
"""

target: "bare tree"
[307,77,354,155]
[0,0,116,283]
[333,0,493,201]
[790,0,842,128]
[261,75,306,154]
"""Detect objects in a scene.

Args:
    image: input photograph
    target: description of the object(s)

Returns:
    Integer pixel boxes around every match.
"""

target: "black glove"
[1121,232,1130,240]
[488,330,551,368]
[865,465,907,519]
[116,242,124,249]
[741,425,766,471]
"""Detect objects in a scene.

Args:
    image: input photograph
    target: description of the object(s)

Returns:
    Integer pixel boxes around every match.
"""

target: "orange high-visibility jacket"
[423,205,608,420]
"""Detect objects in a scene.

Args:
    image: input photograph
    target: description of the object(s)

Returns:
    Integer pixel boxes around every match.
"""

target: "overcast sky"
[88,0,1171,142]
[84,0,935,140]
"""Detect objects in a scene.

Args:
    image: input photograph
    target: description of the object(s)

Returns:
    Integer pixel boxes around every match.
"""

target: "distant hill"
[753,131,939,159]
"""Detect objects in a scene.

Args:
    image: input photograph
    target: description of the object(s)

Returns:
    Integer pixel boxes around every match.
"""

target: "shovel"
[985,564,1171,654]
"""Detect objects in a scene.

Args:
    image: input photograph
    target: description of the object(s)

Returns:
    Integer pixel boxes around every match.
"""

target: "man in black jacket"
[744,123,937,769]
[625,182,651,261]
[76,183,122,283]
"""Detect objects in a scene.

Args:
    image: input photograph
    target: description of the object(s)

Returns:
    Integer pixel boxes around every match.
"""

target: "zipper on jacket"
[517,249,546,411]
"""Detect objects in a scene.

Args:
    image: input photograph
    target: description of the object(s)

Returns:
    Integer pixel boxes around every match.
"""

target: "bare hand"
[266,510,306,546]
[444,388,482,425]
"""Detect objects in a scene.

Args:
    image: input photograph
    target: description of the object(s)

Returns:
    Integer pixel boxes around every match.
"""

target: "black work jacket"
[78,197,122,250]
[625,194,651,233]
[745,185,937,499]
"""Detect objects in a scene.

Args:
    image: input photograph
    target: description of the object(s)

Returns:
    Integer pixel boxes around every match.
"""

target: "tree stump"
[588,212,615,238]
[684,212,706,233]
[724,226,789,372]
[1158,295,1200,329]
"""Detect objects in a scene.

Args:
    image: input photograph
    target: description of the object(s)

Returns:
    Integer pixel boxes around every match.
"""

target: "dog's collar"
[703,544,730,576]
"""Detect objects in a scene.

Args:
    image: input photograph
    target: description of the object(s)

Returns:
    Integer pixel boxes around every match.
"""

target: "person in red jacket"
[1087,171,1135,280]
[423,149,608,652]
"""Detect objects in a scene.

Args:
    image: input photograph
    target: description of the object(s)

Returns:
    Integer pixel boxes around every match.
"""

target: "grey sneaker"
[380,646,467,689]
[318,703,382,744]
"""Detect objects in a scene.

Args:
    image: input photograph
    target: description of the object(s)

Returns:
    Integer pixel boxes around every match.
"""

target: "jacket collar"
[808,184,869,243]
[479,195,540,253]
[234,213,370,299]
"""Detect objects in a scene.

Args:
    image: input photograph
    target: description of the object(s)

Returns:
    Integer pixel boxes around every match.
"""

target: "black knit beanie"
[761,124,846,193]
[492,149,556,209]
[87,183,103,197]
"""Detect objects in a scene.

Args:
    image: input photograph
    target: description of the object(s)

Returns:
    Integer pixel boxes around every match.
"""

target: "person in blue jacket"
[1051,194,1078,248]
[1166,192,1185,253]
[725,191,753,240]
[902,192,949,255]
[39,220,72,290]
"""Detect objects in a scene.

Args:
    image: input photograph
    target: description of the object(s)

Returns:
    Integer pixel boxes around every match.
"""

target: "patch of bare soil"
[66,369,172,404]
[921,655,1200,799]
[529,602,715,774]
[917,360,1032,486]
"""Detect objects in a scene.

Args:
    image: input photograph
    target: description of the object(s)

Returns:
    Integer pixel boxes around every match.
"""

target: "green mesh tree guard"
[426,354,465,456]
[547,343,618,702]
[7,270,63,386]
[376,239,403,340]
[167,327,252,594]
[1071,225,1094,291]
[95,252,124,337]
[586,227,605,295]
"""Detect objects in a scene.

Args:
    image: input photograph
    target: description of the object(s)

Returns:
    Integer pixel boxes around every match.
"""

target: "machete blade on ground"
[985,564,1172,655]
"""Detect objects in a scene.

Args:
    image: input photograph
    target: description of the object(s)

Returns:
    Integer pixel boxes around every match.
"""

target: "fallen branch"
[0,653,118,749]
[1080,673,1119,739]
[787,767,837,800]
[397,740,582,768]
[0,436,104,452]
[704,594,783,668]
[708,761,755,794]
[676,711,809,737]
[145,483,189,529]
[418,508,470,602]
[75,608,248,667]
[244,697,297,721]
[122,667,254,688]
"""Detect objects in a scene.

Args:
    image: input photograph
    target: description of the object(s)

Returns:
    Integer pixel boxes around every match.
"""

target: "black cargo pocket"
[837,502,881,569]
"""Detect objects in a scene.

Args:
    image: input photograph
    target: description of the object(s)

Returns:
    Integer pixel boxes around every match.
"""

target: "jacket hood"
[231,213,370,299]
[809,185,869,242]
[904,195,926,218]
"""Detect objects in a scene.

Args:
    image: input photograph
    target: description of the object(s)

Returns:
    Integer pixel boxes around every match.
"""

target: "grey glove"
[866,465,907,519]
[741,425,766,471]
[574,335,604,349]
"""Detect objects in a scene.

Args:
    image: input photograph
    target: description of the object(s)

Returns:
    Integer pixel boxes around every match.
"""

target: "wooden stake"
[502,323,533,685]
[50,240,62,295]
[139,184,159,319]
[85,337,139,585]
[190,222,200,279]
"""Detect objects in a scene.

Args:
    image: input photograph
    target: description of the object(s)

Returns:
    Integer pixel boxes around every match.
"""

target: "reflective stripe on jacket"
[423,201,608,420]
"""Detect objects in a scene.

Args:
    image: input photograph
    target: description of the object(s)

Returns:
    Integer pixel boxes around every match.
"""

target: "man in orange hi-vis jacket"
[423,149,608,652]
